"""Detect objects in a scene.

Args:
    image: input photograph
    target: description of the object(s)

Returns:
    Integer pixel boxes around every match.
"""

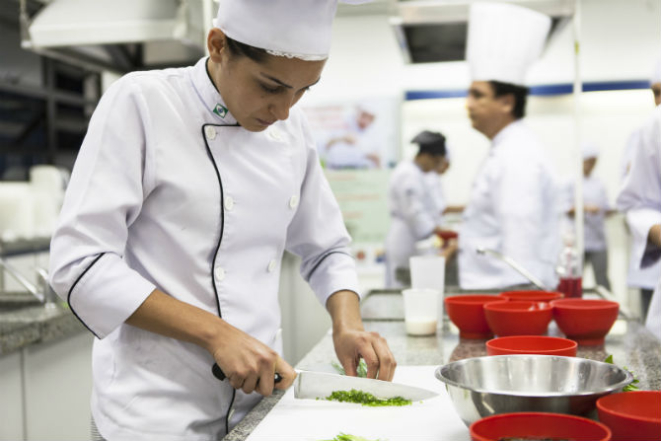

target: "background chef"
[48,0,396,439]
[384,130,454,288]
[458,2,560,290]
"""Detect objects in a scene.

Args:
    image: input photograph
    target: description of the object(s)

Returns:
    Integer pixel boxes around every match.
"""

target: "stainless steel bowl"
[435,354,633,426]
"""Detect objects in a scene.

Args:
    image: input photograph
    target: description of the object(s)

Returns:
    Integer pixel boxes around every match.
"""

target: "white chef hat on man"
[581,141,601,160]
[466,2,552,86]
[214,0,370,61]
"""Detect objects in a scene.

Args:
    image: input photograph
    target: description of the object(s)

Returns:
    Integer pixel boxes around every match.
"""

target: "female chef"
[48,0,396,439]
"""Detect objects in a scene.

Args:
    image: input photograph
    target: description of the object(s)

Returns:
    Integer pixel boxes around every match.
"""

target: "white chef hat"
[651,54,661,86]
[581,141,600,159]
[214,0,371,61]
[466,2,552,86]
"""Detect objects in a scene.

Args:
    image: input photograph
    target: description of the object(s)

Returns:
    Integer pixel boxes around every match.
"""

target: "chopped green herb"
[604,354,641,392]
[319,434,383,441]
[332,359,369,378]
[325,389,412,407]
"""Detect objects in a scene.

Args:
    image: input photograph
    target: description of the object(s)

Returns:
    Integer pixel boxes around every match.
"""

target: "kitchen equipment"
[445,295,501,339]
[551,298,619,345]
[486,335,577,357]
[435,354,633,426]
[402,288,439,336]
[246,365,470,441]
[470,412,612,441]
[212,363,438,402]
[476,247,549,290]
[596,391,661,441]
[483,300,553,336]
[499,289,564,303]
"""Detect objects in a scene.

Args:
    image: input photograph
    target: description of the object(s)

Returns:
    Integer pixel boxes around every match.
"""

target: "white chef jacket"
[384,160,438,287]
[48,57,360,440]
[424,172,446,226]
[459,120,560,290]
[616,105,661,339]
[563,175,610,252]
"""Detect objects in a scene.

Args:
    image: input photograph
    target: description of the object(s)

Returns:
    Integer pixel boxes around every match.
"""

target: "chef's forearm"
[326,290,364,333]
[650,224,661,248]
[126,289,225,354]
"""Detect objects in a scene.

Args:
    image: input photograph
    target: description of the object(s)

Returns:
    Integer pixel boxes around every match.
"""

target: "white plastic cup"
[402,288,439,336]
[409,255,445,321]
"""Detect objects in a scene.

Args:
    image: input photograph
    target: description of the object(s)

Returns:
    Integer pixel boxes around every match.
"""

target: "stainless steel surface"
[476,247,550,290]
[0,257,43,302]
[435,354,634,426]
[293,370,438,402]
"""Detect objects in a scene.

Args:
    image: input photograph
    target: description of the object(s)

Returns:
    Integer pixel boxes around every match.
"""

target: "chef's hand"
[211,322,296,396]
[327,290,397,382]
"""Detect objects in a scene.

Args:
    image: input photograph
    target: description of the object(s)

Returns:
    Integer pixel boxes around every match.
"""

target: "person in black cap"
[384,130,456,287]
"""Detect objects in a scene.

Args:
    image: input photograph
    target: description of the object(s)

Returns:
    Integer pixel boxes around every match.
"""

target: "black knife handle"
[212,363,283,383]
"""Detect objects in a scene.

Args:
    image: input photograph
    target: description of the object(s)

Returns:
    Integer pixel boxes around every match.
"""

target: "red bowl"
[486,335,577,356]
[551,299,619,345]
[483,300,553,336]
[499,290,564,303]
[597,391,661,441]
[445,295,502,339]
[470,412,612,441]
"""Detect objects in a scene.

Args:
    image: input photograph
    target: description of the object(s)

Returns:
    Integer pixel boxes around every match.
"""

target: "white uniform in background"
[49,57,359,439]
[424,172,446,226]
[385,161,437,287]
[459,121,560,289]
[617,105,661,340]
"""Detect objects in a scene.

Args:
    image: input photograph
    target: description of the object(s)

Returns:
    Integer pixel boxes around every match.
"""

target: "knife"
[212,363,438,401]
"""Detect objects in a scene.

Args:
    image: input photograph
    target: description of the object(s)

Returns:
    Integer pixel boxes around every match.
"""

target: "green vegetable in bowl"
[604,354,640,392]
[324,389,412,407]
[320,433,384,441]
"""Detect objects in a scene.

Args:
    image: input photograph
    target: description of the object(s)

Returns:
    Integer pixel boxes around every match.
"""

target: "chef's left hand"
[327,290,397,382]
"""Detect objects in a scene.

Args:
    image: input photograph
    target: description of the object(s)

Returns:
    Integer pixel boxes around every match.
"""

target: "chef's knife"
[212,363,437,401]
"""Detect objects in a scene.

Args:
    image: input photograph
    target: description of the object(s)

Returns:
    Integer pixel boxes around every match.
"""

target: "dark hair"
[411,130,447,157]
[225,35,269,63]
[490,81,529,119]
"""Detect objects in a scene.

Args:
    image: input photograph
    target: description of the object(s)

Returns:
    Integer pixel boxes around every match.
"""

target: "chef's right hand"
[210,322,296,396]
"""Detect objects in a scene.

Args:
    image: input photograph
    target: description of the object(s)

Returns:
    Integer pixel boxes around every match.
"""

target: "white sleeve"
[285,121,360,306]
[395,172,436,240]
[48,77,157,338]
[617,106,661,269]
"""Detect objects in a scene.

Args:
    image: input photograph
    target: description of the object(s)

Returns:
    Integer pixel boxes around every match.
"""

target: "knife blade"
[293,370,438,402]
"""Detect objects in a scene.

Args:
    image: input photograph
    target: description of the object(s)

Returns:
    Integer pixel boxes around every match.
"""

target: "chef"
[620,55,661,318]
[384,130,450,287]
[324,103,381,169]
[48,0,396,439]
[563,142,614,291]
[458,2,560,290]
[617,104,661,340]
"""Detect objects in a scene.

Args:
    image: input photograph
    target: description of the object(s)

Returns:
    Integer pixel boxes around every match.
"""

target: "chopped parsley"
[320,434,383,441]
[604,354,640,392]
[332,359,368,378]
[323,389,412,407]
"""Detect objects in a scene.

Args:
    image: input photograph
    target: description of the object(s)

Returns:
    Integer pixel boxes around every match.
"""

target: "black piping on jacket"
[67,252,105,338]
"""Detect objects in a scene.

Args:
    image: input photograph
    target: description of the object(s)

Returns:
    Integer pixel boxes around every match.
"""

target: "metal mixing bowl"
[435,354,633,426]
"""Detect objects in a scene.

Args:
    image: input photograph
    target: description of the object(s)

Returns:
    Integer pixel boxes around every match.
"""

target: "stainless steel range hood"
[391,0,575,64]
[20,0,209,73]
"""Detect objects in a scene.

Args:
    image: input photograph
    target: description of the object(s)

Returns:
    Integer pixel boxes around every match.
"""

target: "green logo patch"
[213,103,228,118]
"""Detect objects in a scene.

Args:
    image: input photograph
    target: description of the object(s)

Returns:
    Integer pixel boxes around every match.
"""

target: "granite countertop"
[224,290,661,441]
[0,302,86,355]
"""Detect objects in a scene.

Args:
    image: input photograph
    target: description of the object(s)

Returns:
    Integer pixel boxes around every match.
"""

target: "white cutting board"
[246,365,470,441]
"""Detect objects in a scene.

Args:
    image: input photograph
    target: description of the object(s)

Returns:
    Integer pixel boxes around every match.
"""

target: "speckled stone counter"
[0,303,86,355]
[224,290,661,441]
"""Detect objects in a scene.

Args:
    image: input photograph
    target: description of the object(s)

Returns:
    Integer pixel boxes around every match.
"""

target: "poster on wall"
[302,97,400,265]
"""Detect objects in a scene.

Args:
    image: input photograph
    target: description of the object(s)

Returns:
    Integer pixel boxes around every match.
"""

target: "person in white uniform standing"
[617,104,661,340]
[385,130,451,287]
[48,1,396,439]
[563,142,614,291]
[620,55,661,319]
[458,2,560,290]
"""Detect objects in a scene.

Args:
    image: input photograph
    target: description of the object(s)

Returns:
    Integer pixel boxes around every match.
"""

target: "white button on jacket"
[459,121,561,290]
[48,58,360,440]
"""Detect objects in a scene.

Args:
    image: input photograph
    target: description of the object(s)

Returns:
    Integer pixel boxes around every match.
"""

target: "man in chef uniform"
[620,55,661,319]
[323,103,381,169]
[48,0,396,439]
[458,2,560,290]
[617,104,661,340]
[563,142,614,291]
[384,130,452,287]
